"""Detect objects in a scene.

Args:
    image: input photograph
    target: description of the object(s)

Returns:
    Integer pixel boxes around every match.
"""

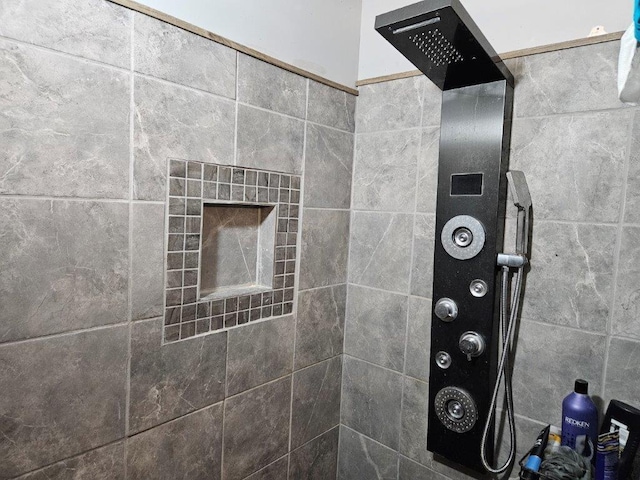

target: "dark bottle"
[601,399,640,480]
[561,379,599,463]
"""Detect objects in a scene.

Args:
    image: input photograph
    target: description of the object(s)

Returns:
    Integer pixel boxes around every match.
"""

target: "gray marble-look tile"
[416,127,439,214]
[226,316,294,396]
[405,296,432,382]
[0,199,128,343]
[399,456,449,480]
[520,221,616,332]
[236,104,305,174]
[356,76,426,133]
[0,326,128,478]
[613,227,640,340]
[422,79,443,128]
[625,110,640,223]
[338,426,398,480]
[244,456,289,480]
[134,12,236,98]
[341,356,403,449]
[510,111,631,223]
[238,53,307,118]
[299,209,350,290]
[308,80,356,132]
[12,442,125,480]
[400,376,430,467]
[295,284,346,369]
[0,0,131,68]
[129,318,227,434]
[290,427,339,480]
[303,123,354,209]
[0,39,129,199]
[511,321,606,424]
[291,356,342,449]
[353,130,420,212]
[223,377,292,480]
[348,212,413,293]
[513,41,627,117]
[411,214,436,299]
[345,285,408,371]
[133,75,235,200]
[132,203,165,321]
[127,403,223,480]
[604,337,640,407]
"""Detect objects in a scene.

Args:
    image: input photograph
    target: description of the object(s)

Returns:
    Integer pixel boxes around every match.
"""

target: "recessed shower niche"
[163,159,301,343]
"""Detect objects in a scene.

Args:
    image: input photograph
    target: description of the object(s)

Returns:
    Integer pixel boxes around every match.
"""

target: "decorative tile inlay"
[163,159,301,342]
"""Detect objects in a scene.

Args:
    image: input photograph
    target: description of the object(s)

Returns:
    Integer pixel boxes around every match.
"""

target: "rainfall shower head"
[375,0,513,90]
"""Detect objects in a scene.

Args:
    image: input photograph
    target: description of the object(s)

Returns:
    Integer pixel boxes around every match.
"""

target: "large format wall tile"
[226,315,294,396]
[411,214,436,299]
[348,212,413,293]
[399,377,430,467]
[416,127,439,214]
[345,285,408,371]
[299,209,350,290]
[405,296,432,382]
[624,111,640,224]
[127,403,223,480]
[0,0,131,68]
[129,319,227,434]
[0,326,128,478]
[399,456,449,480]
[223,377,292,480]
[295,284,346,369]
[510,111,631,223]
[341,356,403,449]
[133,76,235,200]
[237,104,305,174]
[338,426,398,480]
[0,39,129,199]
[353,130,420,212]
[134,12,236,98]
[303,123,354,209]
[290,426,339,480]
[291,356,342,449]
[308,80,356,132]
[0,199,128,342]
[614,227,640,340]
[245,456,289,480]
[604,337,640,407]
[238,54,307,118]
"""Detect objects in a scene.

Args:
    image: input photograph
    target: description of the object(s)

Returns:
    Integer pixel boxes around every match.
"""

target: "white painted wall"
[358,0,633,80]
[134,0,363,87]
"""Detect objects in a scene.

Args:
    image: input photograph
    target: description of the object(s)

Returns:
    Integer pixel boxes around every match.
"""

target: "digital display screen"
[451,173,483,196]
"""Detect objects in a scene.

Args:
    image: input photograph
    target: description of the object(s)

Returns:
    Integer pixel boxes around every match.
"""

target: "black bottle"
[600,400,640,480]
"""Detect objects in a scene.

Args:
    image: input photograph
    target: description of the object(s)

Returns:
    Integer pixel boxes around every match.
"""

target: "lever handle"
[459,332,485,361]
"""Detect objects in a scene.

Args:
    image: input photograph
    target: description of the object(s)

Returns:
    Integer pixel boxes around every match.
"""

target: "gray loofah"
[539,447,592,480]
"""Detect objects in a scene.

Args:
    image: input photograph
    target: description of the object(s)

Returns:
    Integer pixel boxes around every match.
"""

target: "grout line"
[513,105,640,121]
[520,317,609,337]
[0,321,130,348]
[297,282,348,294]
[346,282,410,297]
[134,70,236,104]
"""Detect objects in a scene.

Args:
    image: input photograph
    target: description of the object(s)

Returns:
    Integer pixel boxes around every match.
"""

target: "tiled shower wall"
[339,40,640,479]
[0,1,354,478]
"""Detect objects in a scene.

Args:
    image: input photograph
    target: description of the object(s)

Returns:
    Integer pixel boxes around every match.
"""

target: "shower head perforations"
[410,28,463,67]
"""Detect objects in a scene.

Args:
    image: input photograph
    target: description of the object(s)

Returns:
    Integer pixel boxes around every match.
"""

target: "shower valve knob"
[434,298,458,322]
[458,331,485,361]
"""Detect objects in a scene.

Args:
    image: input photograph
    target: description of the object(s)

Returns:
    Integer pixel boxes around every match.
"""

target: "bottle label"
[565,416,590,429]
[609,418,629,450]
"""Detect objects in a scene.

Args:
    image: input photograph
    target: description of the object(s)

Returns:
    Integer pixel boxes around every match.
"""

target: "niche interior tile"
[128,319,227,434]
[307,80,356,132]
[303,123,354,209]
[624,111,640,224]
[291,356,342,449]
[520,221,616,333]
[134,12,236,98]
[223,377,292,480]
[238,53,307,118]
[295,284,346,369]
[299,209,350,290]
[341,356,403,449]
[356,76,426,133]
[226,315,294,396]
[126,403,223,480]
[338,426,398,480]
[244,456,289,480]
[613,227,640,340]
[0,39,129,199]
[411,214,436,299]
[133,76,235,200]
[0,326,128,478]
[290,427,339,480]
[405,296,432,382]
[399,377,430,467]
[345,285,408,371]
[353,130,420,212]
[510,111,631,222]
[0,199,128,343]
[348,212,413,293]
[0,0,131,68]
[237,104,305,174]
[12,442,125,480]
[604,337,640,407]
[416,127,440,214]
[514,41,627,117]
[399,456,448,480]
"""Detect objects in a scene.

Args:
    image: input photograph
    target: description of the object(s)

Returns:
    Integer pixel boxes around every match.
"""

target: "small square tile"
[280,175,290,188]
[167,252,183,270]
[168,216,184,234]
[287,233,297,246]
[244,187,257,202]
[186,217,200,234]
[185,234,200,251]
[218,184,230,200]
[269,173,280,188]
[166,289,182,307]
[284,288,294,302]
[168,234,184,252]
[219,167,232,183]
[262,292,273,306]
[238,295,250,310]
[273,304,283,316]
[165,325,180,342]
[250,308,261,321]
[187,179,201,197]
[225,297,238,313]
[203,164,218,182]
[238,310,250,324]
[180,321,196,339]
[278,219,288,233]
[269,188,279,202]
[169,197,185,215]
[258,172,269,186]
[283,303,293,314]
[261,306,272,317]
[183,287,197,304]
[288,219,298,232]
[197,302,210,319]
[170,159,186,178]
[182,304,196,322]
[274,290,284,303]
[211,300,224,316]
[285,274,295,288]
[276,247,286,261]
[291,176,300,190]
[211,315,224,330]
[232,168,245,184]
[291,190,300,204]
[285,261,295,274]
[166,270,183,288]
[196,318,210,334]
[225,313,237,328]
[290,205,299,217]
[276,262,285,275]
[246,170,257,185]
[286,246,296,260]
[165,307,181,325]
[279,189,289,203]
[184,252,199,269]
[184,269,198,286]
[231,185,244,201]
[186,199,201,216]
[274,277,285,289]
[276,233,287,246]
[169,178,185,196]
[279,204,289,218]
[250,294,262,308]
[187,162,202,179]
[203,182,217,198]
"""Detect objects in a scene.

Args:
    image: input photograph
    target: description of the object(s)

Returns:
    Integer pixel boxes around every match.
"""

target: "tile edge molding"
[355,30,625,87]
[106,0,359,96]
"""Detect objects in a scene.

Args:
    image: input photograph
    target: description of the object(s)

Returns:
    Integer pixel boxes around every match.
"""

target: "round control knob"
[434,298,458,322]
[459,331,485,361]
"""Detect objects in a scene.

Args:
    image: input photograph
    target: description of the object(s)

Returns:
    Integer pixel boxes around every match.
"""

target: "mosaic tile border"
[163,159,301,343]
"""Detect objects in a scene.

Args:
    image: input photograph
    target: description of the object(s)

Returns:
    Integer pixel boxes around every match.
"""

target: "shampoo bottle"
[561,379,599,462]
